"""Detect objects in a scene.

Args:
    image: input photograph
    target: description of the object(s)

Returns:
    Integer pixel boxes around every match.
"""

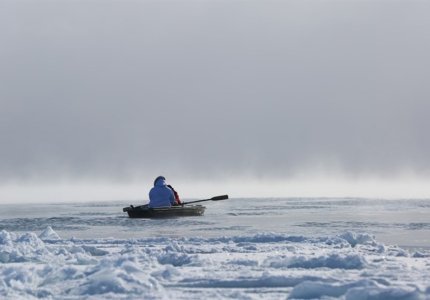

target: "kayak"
[122,195,228,219]
[123,204,206,218]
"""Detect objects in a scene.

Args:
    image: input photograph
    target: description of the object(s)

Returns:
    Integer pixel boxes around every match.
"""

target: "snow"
[1,197,429,298]
[0,227,429,299]
[39,226,60,241]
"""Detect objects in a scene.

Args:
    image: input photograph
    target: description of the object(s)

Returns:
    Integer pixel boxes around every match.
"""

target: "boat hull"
[123,205,206,218]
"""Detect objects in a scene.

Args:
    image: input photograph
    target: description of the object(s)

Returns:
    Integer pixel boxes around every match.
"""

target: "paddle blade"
[211,195,229,201]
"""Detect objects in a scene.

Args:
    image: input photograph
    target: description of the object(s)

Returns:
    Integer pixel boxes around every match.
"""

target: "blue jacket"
[149,177,176,208]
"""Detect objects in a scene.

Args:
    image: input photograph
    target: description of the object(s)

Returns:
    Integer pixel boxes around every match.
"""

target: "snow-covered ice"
[0,228,429,299]
[0,198,429,299]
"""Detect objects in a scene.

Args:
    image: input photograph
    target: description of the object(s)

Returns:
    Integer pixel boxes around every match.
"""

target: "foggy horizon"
[1,0,430,202]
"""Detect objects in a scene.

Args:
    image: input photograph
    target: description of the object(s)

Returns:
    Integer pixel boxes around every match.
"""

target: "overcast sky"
[1,0,430,200]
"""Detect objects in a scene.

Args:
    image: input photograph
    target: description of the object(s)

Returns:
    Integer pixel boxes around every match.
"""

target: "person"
[149,176,180,208]
[167,184,182,205]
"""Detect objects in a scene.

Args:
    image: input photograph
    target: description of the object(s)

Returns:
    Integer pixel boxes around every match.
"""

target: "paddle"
[181,195,229,206]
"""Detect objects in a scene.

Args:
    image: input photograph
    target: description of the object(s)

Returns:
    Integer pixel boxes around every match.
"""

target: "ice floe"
[0,227,429,299]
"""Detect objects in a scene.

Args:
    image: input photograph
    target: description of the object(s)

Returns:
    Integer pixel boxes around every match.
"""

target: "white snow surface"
[0,228,429,299]
[1,198,430,299]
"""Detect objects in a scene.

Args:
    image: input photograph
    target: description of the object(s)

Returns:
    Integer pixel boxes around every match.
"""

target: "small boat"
[123,204,206,218]
[123,195,228,219]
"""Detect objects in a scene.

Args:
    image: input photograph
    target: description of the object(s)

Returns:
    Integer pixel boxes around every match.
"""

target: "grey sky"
[1,0,430,186]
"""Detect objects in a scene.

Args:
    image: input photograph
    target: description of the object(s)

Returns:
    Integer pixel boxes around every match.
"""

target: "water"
[1,197,429,247]
[1,198,429,299]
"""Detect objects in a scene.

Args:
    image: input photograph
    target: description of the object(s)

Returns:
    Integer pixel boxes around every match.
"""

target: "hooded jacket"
[149,176,176,208]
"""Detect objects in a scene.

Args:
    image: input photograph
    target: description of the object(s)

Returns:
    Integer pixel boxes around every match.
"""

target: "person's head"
[154,176,166,186]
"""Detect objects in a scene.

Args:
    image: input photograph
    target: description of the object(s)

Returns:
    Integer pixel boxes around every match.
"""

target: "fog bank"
[1,1,429,201]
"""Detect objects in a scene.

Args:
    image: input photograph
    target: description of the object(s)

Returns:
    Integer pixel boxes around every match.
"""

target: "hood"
[154,176,166,186]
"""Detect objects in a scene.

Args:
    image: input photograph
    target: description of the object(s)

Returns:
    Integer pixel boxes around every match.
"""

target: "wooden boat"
[123,204,206,218]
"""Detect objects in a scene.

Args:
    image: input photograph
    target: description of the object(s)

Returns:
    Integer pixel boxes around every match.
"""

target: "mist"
[1,0,430,202]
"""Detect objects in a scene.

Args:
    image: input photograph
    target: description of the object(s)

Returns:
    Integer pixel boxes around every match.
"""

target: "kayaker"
[149,176,178,208]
